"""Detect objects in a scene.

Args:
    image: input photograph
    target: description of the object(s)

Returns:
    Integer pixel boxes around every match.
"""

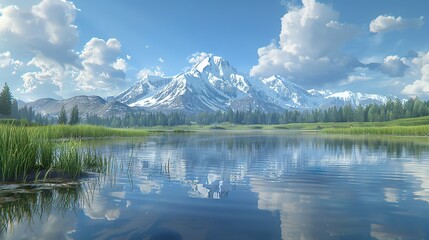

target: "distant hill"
[24,95,133,118]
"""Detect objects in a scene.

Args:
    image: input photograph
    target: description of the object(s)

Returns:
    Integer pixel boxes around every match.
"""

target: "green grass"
[55,141,112,180]
[141,115,429,136]
[0,125,38,182]
[0,119,33,126]
[0,125,122,182]
[323,125,429,136]
[38,124,149,139]
[320,116,429,136]
[2,115,428,182]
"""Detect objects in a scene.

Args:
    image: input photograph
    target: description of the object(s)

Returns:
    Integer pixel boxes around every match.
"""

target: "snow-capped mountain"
[126,55,282,112]
[258,75,321,108]
[25,55,392,118]
[321,91,390,108]
[118,55,390,113]
[115,75,172,104]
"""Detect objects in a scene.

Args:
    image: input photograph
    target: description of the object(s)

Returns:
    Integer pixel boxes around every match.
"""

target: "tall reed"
[0,125,39,181]
[0,125,112,182]
[56,141,112,179]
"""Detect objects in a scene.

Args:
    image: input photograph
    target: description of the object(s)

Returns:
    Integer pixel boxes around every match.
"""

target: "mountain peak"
[191,54,236,78]
[112,54,390,113]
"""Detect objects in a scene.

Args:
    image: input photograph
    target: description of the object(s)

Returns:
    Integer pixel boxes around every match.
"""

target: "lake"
[1,131,429,240]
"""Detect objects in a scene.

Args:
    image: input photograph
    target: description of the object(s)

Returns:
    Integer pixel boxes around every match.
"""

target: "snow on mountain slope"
[307,89,332,97]
[322,91,389,108]
[257,75,325,109]
[25,54,391,117]
[131,72,228,112]
[117,54,390,113]
[127,55,282,112]
[190,55,251,98]
[115,75,172,104]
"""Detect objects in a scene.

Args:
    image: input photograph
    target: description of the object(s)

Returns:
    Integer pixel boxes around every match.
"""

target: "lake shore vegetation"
[0,124,148,182]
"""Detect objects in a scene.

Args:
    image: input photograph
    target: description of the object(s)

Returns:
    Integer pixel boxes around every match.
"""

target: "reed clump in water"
[0,125,111,182]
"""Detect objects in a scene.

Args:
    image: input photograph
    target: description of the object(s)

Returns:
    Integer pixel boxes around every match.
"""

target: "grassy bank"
[319,116,429,136]
[40,124,149,139]
[322,125,429,136]
[142,115,429,136]
[0,124,147,182]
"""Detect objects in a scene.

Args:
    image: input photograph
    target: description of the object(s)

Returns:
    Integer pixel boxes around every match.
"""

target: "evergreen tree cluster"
[0,83,51,124]
[85,112,188,128]
[192,97,429,125]
[3,86,429,128]
[82,97,429,127]
[58,106,68,124]
[58,105,80,125]
[69,105,80,125]
[0,83,12,117]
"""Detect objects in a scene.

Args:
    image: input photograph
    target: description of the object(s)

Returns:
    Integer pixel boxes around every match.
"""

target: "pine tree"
[0,82,12,116]
[69,105,80,125]
[58,106,68,124]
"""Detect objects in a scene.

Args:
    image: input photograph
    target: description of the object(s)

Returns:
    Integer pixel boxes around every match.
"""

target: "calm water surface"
[1,131,429,240]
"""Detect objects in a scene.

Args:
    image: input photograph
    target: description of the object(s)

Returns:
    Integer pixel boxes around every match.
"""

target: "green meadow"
[143,115,429,136]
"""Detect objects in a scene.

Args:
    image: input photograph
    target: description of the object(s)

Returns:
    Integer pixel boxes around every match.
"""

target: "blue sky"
[0,0,428,101]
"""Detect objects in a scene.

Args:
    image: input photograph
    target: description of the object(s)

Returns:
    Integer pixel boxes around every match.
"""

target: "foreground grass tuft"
[0,125,123,182]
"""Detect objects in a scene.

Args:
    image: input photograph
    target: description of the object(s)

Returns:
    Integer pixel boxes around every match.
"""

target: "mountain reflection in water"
[1,132,429,240]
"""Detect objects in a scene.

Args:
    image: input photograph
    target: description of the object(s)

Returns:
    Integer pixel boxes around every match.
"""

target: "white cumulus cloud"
[0,0,131,100]
[0,51,23,70]
[370,15,424,33]
[188,52,211,64]
[21,55,67,93]
[0,0,79,66]
[402,52,429,96]
[137,66,164,79]
[250,0,360,87]
[112,58,127,71]
[75,38,129,95]
[366,55,409,78]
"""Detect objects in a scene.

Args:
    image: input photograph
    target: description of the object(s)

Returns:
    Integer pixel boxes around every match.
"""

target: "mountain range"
[23,96,133,118]
[23,55,392,118]
[115,55,390,112]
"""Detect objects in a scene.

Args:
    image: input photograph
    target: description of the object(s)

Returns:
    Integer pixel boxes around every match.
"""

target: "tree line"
[85,97,429,127]
[1,82,80,125]
[195,97,429,125]
[3,82,429,127]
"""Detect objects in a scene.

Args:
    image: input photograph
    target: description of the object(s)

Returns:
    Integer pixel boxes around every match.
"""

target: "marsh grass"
[0,125,39,182]
[56,141,83,180]
[323,125,429,136]
[40,124,149,139]
[56,141,113,179]
[0,125,116,182]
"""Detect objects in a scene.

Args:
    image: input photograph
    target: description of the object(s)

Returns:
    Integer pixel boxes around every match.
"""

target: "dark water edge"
[1,131,429,240]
